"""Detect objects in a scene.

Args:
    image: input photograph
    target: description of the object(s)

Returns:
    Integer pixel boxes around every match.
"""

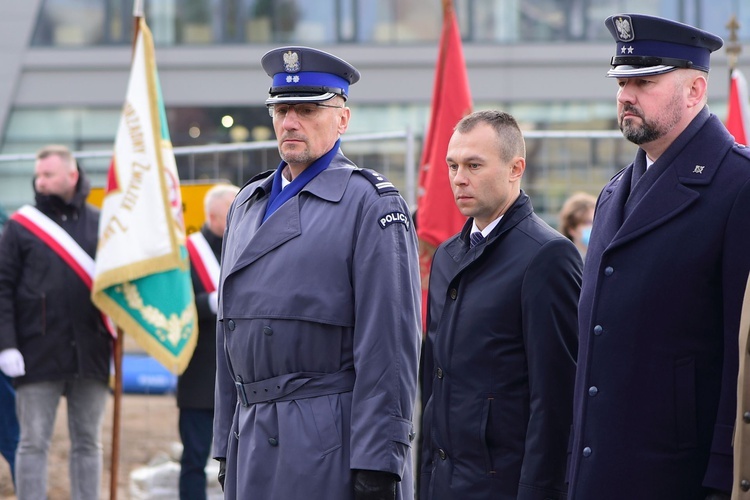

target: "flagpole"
[442,0,452,16]
[726,15,741,73]
[108,4,144,498]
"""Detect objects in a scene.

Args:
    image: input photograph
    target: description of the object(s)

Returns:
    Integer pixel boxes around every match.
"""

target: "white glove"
[209,291,218,314]
[0,348,25,377]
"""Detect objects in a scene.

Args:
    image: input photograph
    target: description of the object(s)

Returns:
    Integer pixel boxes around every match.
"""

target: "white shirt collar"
[471,215,503,238]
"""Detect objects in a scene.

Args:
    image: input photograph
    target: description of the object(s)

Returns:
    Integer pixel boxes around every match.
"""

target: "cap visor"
[265,92,338,105]
[606,65,677,78]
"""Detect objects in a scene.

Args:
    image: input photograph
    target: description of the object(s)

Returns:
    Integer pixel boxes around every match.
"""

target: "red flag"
[416,1,472,328]
[726,68,750,145]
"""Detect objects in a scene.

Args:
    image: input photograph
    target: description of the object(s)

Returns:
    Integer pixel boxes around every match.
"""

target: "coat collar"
[595,109,734,250]
[443,190,532,265]
[240,149,356,208]
[225,151,357,276]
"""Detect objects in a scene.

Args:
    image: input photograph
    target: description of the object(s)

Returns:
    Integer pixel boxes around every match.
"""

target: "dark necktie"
[470,231,485,248]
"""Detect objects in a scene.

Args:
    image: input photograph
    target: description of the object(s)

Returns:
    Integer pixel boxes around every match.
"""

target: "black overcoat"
[177,224,221,409]
[420,192,582,499]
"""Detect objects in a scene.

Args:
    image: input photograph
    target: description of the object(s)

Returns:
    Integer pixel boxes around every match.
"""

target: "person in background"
[420,110,582,499]
[568,14,750,499]
[735,273,750,499]
[212,46,422,500]
[178,183,239,500]
[0,205,19,489]
[0,145,112,499]
[558,191,596,260]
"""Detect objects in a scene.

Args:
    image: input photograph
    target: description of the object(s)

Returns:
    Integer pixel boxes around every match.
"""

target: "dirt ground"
[0,391,181,500]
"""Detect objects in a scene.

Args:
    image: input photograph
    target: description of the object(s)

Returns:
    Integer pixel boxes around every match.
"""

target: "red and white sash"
[186,231,219,293]
[11,205,117,338]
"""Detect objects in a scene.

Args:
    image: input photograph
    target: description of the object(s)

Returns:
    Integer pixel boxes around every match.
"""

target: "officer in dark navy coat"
[568,14,750,500]
[212,46,421,500]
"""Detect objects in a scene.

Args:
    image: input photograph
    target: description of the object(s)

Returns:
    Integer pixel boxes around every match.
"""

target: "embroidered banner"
[91,18,197,375]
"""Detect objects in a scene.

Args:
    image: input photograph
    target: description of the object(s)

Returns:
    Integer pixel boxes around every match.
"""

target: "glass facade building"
[1,0,748,217]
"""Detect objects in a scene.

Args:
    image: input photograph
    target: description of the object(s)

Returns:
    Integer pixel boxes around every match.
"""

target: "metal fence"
[0,129,637,224]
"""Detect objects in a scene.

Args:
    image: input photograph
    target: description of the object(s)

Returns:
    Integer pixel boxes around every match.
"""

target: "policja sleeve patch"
[378,211,410,230]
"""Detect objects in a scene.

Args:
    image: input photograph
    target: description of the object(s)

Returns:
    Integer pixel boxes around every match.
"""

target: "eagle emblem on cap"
[615,16,634,42]
[283,50,300,73]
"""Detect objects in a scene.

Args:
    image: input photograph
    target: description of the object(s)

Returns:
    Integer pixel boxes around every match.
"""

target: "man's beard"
[619,93,682,145]
[620,114,663,145]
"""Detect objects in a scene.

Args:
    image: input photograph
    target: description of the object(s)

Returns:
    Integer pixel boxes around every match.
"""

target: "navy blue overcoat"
[420,192,582,499]
[568,109,750,499]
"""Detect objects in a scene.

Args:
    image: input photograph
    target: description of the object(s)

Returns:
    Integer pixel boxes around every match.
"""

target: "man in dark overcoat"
[420,110,582,499]
[568,14,750,499]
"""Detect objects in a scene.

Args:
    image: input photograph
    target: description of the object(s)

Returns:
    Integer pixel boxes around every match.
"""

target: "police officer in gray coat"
[212,46,422,500]
[568,14,750,499]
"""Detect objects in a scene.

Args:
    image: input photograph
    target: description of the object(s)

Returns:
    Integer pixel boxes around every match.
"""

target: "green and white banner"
[92,18,197,375]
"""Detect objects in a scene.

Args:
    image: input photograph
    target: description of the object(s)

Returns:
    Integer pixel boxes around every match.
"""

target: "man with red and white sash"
[0,145,111,499]
[179,183,238,500]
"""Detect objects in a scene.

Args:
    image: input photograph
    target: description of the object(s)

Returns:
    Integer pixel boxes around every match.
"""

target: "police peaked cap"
[605,13,723,78]
[261,46,361,105]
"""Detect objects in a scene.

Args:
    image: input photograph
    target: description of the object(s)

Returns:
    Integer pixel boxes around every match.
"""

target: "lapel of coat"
[443,191,533,279]
[225,154,353,277]
[604,112,733,251]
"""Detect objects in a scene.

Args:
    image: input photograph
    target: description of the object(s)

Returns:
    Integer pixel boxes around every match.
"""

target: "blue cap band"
[272,71,350,96]
[616,40,710,71]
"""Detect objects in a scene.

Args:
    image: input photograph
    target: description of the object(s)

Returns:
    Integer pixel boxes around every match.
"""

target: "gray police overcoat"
[213,150,422,499]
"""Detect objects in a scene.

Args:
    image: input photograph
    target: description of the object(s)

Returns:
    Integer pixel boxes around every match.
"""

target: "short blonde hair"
[36,144,76,171]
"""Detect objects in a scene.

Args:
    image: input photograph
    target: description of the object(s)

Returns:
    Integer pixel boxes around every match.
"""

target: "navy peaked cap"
[261,46,361,105]
[605,14,723,78]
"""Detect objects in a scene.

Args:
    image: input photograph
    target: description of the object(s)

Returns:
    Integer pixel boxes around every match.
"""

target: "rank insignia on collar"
[283,51,300,73]
[693,165,705,174]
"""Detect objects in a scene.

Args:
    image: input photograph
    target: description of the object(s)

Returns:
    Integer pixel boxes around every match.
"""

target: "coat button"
[588,386,598,397]
[449,288,457,300]
[742,479,750,491]
[263,326,273,336]
[438,449,447,460]
[436,368,444,379]
[604,266,614,276]
[268,437,278,447]
[582,447,592,457]
[227,319,235,331]
[744,411,750,424]
[593,325,603,336]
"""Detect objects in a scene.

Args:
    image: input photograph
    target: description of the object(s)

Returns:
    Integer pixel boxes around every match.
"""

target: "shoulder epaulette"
[354,168,399,196]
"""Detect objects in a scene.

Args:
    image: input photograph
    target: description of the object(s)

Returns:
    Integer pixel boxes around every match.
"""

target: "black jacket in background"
[0,167,111,386]
[177,224,221,409]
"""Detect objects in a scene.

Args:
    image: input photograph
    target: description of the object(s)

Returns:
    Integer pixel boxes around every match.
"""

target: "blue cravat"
[470,231,485,248]
[262,139,341,223]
